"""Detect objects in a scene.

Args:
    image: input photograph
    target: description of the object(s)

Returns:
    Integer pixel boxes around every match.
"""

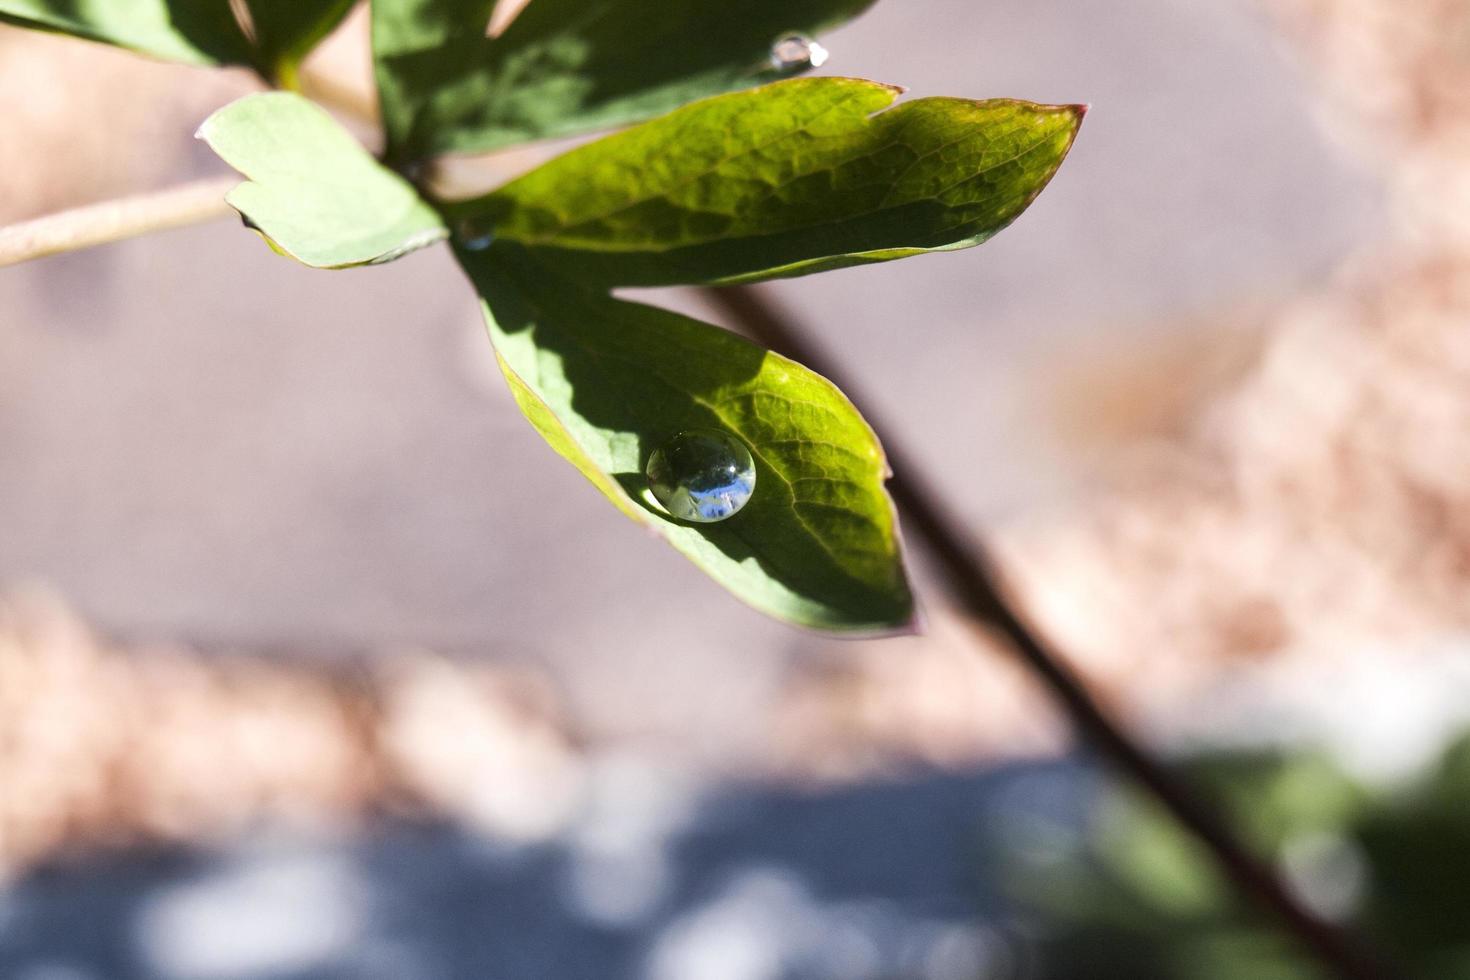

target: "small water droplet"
[645,429,756,523]
[770,33,829,72]
[455,219,495,251]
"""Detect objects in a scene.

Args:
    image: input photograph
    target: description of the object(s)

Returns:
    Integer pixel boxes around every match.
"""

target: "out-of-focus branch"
[705,283,1402,980]
[0,177,238,268]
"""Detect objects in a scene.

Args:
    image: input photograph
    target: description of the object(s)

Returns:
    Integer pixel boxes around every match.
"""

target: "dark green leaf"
[241,0,356,85]
[370,0,496,164]
[0,0,353,79]
[0,0,251,65]
[458,242,914,633]
[199,92,446,268]
[371,0,876,161]
[446,77,1085,287]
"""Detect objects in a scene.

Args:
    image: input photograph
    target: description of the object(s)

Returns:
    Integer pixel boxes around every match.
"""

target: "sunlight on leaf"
[0,0,352,77]
[0,0,250,65]
[199,92,446,268]
[458,242,915,633]
[446,77,1085,287]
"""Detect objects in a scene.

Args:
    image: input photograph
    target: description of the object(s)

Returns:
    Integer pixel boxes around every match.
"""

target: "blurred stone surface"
[0,0,1382,755]
[0,761,1090,980]
[1002,0,1470,736]
[5,4,1470,973]
[0,31,257,223]
[0,591,582,877]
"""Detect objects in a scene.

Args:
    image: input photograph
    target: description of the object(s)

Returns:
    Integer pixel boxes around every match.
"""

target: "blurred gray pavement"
[0,759,1091,980]
[0,0,1381,746]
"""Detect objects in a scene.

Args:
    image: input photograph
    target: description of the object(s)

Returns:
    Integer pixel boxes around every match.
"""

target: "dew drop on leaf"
[645,429,756,523]
[770,34,829,72]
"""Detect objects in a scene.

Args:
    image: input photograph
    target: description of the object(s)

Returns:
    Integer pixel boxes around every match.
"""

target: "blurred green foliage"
[998,735,1470,979]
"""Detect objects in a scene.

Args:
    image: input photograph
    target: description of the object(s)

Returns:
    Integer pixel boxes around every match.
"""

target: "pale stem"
[0,177,239,269]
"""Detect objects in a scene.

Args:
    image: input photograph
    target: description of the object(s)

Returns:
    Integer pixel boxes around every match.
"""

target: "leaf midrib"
[502,85,878,243]
[524,303,900,598]
[505,111,1067,260]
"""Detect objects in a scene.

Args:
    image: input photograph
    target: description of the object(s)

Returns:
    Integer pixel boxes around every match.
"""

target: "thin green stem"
[274,56,303,94]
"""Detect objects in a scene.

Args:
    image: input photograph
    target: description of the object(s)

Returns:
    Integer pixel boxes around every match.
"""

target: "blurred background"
[4,0,1470,977]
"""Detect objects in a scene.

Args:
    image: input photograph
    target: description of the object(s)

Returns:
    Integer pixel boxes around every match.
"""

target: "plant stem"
[274,57,303,94]
[705,283,1400,980]
[0,177,238,269]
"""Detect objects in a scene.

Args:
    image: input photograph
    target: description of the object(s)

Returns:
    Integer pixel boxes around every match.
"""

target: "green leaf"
[457,242,915,633]
[0,0,353,79]
[198,92,446,268]
[371,0,876,161]
[446,77,1085,287]
[0,0,251,65]
[240,0,356,85]
[370,0,494,162]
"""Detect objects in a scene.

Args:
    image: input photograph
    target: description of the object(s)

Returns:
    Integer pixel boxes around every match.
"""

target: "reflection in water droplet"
[770,33,829,72]
[455,219,495,251]
[645,429,756,523]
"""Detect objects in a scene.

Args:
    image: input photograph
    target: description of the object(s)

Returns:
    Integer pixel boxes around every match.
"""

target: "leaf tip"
[851,601,923,639]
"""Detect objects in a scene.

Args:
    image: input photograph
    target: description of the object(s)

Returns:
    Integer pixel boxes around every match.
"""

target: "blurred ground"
[5,0,1470,976]
[1007,0,1470,730]
[0,0,1380,753]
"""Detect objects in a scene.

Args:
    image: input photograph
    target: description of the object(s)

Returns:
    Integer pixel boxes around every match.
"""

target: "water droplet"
[455,219,494,251]
[645,429,756,523]
[770,33,829,72]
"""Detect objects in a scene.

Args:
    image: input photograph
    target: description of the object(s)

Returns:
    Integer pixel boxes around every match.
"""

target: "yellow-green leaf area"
[460,244,914,633]
[198,92,447,269]
[447,77,1084,287]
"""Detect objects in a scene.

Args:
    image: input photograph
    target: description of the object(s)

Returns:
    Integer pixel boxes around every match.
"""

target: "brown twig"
[0,82,1395,976]
[705,283,1400,980]
[0,177,238,269]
